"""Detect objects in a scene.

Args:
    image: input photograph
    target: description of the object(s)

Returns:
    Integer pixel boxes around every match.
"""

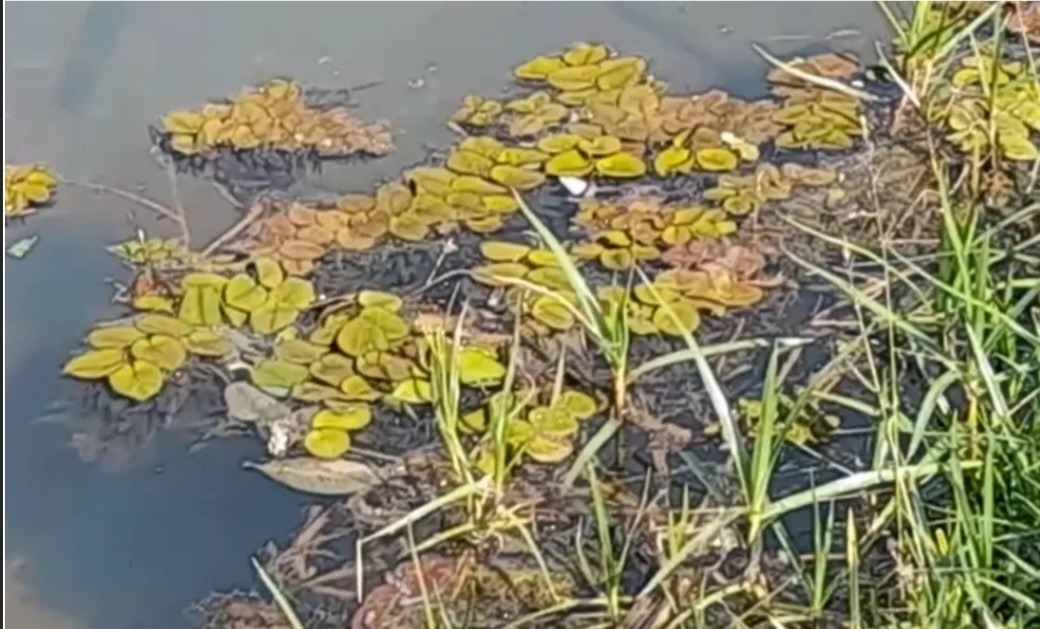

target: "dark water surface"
[4,3,893,628]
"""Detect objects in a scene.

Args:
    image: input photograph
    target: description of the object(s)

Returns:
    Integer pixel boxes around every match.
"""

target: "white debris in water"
[267,418,294,457]
[560,176,590,197]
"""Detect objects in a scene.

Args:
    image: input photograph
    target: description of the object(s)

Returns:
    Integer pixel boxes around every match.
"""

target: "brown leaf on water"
[224,382,291,424]
[242,457,382,496]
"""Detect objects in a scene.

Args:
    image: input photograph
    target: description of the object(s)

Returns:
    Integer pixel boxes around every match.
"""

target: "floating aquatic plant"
[62,314,233,402]
[464,388,599,465]
[503,91,568,137]
[451,95,503,127]
[158,78,393,158]
[5,164,57,219]
[302,405,372,459]
[539,131,647,178]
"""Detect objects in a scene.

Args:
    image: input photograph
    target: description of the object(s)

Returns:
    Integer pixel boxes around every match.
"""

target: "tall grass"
[775,4,1040,626]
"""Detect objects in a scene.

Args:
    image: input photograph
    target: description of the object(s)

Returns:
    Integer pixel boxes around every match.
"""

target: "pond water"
[5,3,896,628]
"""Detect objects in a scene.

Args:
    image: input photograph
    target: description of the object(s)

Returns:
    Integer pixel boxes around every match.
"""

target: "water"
[4,3,895,628]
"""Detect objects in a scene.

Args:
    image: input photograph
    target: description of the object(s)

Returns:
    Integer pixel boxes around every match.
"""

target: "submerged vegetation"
[7,1,1039,627]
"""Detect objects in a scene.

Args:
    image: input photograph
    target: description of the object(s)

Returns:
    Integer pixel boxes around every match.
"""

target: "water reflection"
[7,559,82,629]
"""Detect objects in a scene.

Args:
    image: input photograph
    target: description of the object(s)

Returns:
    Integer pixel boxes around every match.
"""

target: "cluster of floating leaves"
[245,290,508,458]
[159,78,393,157]
[571,196,738,269]
[62,258,315,402]
[766,54,865,150]
[712,395,840,446]
[462,388,599,465]
[61,43,866,472]
[62,314,232,402]
[4,164,57,219]
[940,53,1040,161]
[703,161,841,215]
[470,240,581,332]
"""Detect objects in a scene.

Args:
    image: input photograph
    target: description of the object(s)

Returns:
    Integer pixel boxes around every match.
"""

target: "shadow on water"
[5,3,893,628]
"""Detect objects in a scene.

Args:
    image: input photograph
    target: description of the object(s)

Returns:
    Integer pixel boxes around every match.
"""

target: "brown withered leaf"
[242,457,382,496]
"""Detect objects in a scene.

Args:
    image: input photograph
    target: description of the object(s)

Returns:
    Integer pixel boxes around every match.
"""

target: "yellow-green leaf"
[545,150,594,177]
[489,165,546,191]
[694,147,739,171]
[178,285,225,327]
[251,359,310,391]
[391,378,433,404]
[524,435,573,463]
[275,339,329,364]
[529,406,578,437]
[183,329,234,357]
[458,347,506,386]
[653,145,694,176]
[304,427,351,459]
[358,290,403,312]
[108,360,165,402]
[250,302,299,335]
[253,257,285,289]
[132,295,176,314]
[595,152,647,178]
[291,382,350,403]
[471,262,529,287]
[130,334,187,371]
[340,375,382,402]
[480,241,532,263]
[653,301,700,336]
[310,353,356,387]
[270,277,316,309]
[224,275,269,312]
[312,406,371,431]
[135,314,193,338]
[63,349,127,380]
[557,390,597,419]
[87,326,146,350]
[531,295,575,330]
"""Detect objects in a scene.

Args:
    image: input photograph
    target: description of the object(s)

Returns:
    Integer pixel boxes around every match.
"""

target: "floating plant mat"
[43,27,1040,629]
[150,78,394,205]
[4,164,58,221]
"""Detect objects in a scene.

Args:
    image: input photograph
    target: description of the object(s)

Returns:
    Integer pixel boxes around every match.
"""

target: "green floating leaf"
[339,374,382,402]
[130,334,187,371]
[252,359,310,392]
[250,301,299,336]
[183,329,234,357]
[108,360,165,402]
[557,390,597,419]
[289,381,349,403]
[458,347,506,386]
[335,308,410,357]
[391,378,432,404]
[135,314,193,338]
[63,349,127,380]
[524,435,573,463]
[224,275,269,312]
[529,406,578,437]
[178,285,225,327]
[312,406,371,431]
[87,326,146,350]
[304,427,351,459]
[275,339,329,365]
